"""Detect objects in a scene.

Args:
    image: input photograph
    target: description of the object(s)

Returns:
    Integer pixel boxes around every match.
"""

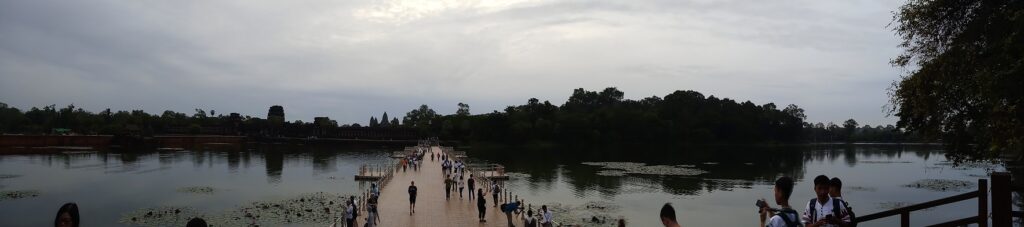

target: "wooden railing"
[855,172,1021,227]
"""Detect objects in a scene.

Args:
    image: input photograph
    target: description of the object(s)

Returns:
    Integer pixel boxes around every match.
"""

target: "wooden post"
[900,211,909,227]
[992,172,1011,227]
[979,178,988,227]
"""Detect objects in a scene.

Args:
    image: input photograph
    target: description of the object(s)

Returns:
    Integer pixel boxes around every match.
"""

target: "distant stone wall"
[152,135,245,147]
[0,135,114,147]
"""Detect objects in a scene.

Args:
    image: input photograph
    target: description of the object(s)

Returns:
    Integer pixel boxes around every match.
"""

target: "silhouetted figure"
[185,217,207,227]
[477,189,487,222]
[54,203,79,227]
[468,175,476,200]
[660,203,680,227]
[408,181,418,215]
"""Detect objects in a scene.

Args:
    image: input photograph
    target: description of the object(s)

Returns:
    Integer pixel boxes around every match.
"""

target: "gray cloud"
[0,0,905,126]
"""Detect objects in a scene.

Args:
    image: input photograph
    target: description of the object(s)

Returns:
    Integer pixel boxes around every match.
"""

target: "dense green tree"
[457,103,470,116]
[843,119,859,142]
[403,105,438,134]
[890,0,1024,161]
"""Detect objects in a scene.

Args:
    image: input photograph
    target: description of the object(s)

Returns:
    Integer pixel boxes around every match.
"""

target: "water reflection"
[0,144,397,226]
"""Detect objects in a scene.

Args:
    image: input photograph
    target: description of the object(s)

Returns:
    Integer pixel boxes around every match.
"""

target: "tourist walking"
[477,189,487,222]
[458,175,465,199]
[468,175,476,200]
[408,181,418,215]
[492,181,501,207]
[444,174,453,200]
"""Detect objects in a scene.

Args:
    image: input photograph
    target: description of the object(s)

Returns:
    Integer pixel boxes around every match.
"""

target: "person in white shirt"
[803,175,851,227]
[759,176,799,227]
[541,205,553,227]
[522,209,538,227]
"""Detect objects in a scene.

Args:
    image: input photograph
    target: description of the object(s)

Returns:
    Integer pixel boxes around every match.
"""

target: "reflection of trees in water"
[469,144,809,197]
[467,144,945,198]
[264,151,284,184]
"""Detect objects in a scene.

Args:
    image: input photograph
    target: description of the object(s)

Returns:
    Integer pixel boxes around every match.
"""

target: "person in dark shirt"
[408,181,418,215]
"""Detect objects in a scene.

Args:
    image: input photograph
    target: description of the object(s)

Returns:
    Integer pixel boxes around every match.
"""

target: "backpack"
[773,208,802,227]
[808,198,843,223]
[840,200,857,227]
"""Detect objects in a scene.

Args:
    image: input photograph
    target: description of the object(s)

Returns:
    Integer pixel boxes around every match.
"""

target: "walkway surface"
[374,146,529,227]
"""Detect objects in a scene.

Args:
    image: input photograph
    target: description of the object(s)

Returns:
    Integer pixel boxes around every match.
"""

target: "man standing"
[830,177,856,227]
[408,181,418,215]
[444,174,453,200]
[803,175,850,227]
[659,203,680,227]
[468,175,476,200]
[344,200,355,227]
[758,177,799,227]
[541,205,553,227]
[492,181,501,207]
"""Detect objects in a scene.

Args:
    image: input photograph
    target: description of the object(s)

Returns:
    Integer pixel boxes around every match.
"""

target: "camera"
[755,199,777,213]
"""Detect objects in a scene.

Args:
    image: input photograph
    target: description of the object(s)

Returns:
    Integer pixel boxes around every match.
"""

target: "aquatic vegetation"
[0,190,40,201]
[118,206,203,226]
[176,186,216,195]
[541,201,625,226]
[847,186,877,192]
[860,160,913,164]
[595,170,628,177]
[902,179,974,192]
[581,162,707,176]
[120,192,354,226]
[505,172,532,179]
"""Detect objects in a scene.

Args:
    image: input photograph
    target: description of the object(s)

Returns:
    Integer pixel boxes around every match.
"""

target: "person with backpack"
[802,175,850,227]
[830,177,855,227]
[759,176,800,227]
[492,181,501,207]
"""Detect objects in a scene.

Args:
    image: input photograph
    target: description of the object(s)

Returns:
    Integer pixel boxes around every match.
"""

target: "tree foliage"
[889,0,1024,161]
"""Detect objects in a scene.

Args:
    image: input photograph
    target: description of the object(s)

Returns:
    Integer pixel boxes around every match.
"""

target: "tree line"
[0,88,915,144]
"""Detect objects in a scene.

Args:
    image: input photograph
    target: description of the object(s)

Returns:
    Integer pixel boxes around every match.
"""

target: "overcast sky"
[0,0,906,126]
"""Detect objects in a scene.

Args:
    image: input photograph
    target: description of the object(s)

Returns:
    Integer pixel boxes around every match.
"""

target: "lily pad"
[121,192,355,226]
[902,179,974,192]
[582,162,707,176]
[539,201,626,226]
[177,186,216,195]
[0,190,40,201]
